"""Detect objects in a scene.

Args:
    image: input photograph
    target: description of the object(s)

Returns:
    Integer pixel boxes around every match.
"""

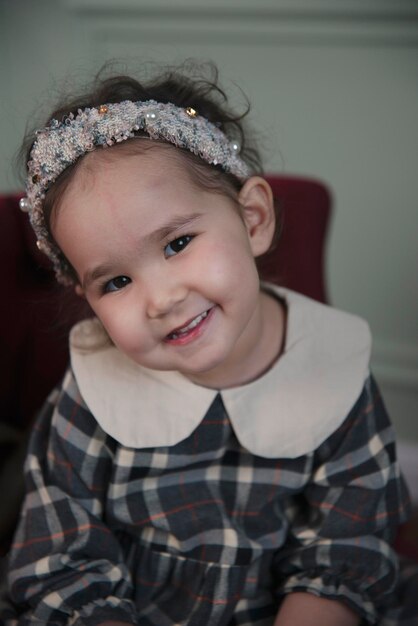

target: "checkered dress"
[2,371,417,625]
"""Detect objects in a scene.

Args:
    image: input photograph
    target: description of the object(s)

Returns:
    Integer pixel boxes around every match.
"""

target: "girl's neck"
[186,290,287,391]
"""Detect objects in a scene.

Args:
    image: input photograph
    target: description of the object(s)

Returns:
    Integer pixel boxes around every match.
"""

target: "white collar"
[70,285,371,458]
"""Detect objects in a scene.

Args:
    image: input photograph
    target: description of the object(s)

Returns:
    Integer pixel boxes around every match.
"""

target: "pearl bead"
[231,141,241,153]
[145,109,158,121]
[19,197,30,212]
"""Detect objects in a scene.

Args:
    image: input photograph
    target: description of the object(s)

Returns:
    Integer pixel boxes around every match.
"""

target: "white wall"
[1,0,417,440]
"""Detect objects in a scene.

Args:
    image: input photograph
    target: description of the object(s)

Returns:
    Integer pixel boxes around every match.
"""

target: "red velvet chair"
[261,175,331,303]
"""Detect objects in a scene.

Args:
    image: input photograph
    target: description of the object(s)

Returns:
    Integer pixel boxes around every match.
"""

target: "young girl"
[2,63,417,626]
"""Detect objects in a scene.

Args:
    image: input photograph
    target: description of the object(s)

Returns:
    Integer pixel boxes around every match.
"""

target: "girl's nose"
[145,280,188,319]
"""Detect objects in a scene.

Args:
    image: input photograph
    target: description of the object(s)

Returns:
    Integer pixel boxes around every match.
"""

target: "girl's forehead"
[58,143,223,222]
[77,140,190,183]
[57,145,191,217]
[55,139,241,241]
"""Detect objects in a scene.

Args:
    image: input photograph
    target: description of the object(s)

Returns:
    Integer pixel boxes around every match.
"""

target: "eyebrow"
[82,212,203,290]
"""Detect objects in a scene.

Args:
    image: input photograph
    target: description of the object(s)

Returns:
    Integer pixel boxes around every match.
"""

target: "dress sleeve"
[273,375,411,624]
[7,369,138,625]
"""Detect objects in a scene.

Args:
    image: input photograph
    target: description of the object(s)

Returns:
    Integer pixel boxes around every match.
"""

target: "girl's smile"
[164,306,215,344]
[53,145,284,388]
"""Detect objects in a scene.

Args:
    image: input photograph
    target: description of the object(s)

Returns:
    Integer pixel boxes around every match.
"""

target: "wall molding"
[63,0,418,21]
[62,0,418,49]
[86,19,418,49]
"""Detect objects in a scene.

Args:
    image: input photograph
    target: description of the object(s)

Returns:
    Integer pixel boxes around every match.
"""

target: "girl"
[2,63,417,626]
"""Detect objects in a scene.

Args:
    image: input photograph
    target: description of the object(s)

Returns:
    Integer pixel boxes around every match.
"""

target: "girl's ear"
[75,285,85,298]
[238,176,276,257]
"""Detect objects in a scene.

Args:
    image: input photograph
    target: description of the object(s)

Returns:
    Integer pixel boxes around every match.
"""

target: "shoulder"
[23,367,118,502]
[314,374,391,463]
[266,283,371,353]
[222,286,372,458]
[33,365,116,454]
[265,285,372,383]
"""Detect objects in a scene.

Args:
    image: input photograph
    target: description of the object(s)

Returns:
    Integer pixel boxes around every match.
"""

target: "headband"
[19,99,251,285]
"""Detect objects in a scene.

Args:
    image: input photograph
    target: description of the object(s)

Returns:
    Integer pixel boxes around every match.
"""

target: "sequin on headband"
[21,99,251,285]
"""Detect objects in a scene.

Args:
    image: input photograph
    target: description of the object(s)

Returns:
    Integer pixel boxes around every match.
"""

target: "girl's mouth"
[165,308,213,343]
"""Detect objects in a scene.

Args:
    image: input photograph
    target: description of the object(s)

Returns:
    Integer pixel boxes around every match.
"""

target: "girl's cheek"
[92,300,131,333]
[205,238,255,281]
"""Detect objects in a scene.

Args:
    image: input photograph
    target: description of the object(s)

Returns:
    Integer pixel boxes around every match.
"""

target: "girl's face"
[53,147,277,388]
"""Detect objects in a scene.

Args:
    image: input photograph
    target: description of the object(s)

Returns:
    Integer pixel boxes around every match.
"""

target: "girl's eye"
[164,235,194,258]
[103,275,131,293]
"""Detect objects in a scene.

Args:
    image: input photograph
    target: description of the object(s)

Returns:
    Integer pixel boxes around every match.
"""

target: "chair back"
[260,175,331,304]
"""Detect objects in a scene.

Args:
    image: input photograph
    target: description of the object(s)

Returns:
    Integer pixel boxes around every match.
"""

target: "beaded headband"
[20,99,251,285]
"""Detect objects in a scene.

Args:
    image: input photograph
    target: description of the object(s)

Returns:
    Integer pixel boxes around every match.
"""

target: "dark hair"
[21,61,272,283]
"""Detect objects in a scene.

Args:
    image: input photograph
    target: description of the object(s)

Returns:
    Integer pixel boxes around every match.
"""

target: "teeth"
[169,310,208,339]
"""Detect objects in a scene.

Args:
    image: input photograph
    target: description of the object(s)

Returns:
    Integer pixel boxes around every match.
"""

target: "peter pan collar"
[69,285,371,458]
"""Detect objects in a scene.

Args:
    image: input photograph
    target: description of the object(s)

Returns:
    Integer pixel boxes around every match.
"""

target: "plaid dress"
[2,288,418,625]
